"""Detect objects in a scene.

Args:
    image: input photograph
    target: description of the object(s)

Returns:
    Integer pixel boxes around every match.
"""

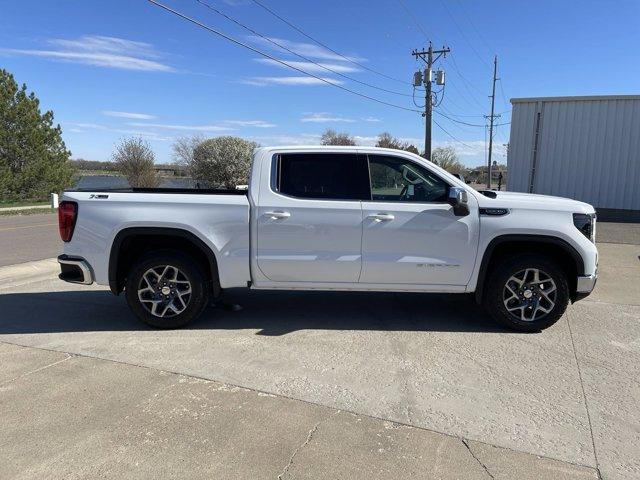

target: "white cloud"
[2,35,175,72]
[300,113,355,123]
[127,122,234,132]
[247,133,322,146]
[102,110,157,120]
[65,122,108,130]
[250,36,364,63]
[240,76,343,86]
[362,116,381,122]
[224,120,276,128]
[432,140,506,159]
[255,58,359,74]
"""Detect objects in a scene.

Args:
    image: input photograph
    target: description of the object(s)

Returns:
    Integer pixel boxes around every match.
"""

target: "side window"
[276,153,370,200]
[368,155,449,203]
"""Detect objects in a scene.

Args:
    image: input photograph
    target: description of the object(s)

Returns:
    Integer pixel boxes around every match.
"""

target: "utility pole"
[486,55,500,189]
[412,43,450,161]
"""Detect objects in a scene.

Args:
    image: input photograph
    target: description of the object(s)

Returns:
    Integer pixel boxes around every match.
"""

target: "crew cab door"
[360,154,479,286]
[255,152,369,283]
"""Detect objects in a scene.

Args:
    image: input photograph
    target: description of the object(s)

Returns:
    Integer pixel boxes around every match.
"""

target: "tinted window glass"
[277,153,370,200]
[368,155,449,202]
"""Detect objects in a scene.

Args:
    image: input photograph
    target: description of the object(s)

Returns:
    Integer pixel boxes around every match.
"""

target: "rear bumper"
[58,255,94,285]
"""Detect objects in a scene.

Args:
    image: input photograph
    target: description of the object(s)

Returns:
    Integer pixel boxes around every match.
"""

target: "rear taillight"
[58,201,78,242]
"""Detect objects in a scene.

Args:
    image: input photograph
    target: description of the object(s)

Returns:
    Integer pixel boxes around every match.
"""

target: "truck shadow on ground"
[0,288,510,335]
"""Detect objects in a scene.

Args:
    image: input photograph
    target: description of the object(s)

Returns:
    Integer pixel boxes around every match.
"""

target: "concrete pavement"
[0,238,638,478]
[0,342,598,479]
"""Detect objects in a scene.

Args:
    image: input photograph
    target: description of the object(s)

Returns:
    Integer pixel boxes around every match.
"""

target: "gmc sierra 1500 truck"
[57,146,598,332]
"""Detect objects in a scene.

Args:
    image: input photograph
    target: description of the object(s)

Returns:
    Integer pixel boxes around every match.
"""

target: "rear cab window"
[274,153,370,200]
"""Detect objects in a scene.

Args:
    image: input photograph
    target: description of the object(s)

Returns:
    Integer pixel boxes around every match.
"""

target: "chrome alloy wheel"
[503,268,557,322]
[137,265,192,318]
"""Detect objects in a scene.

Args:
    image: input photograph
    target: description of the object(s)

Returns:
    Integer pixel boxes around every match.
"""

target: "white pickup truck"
[58,146,598,332]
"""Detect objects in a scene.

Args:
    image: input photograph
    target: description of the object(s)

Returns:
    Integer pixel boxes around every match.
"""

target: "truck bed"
[61,190,251,289]
[66,187,248,195]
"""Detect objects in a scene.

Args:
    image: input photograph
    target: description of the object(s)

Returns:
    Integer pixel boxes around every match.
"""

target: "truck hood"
[474,190,595,214]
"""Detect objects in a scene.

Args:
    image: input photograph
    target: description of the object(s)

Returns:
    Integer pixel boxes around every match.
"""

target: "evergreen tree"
[0,69,75,200]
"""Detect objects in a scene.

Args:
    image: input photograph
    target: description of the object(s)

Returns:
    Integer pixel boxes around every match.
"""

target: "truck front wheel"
[483,254,570,332]
[125,250,210,328]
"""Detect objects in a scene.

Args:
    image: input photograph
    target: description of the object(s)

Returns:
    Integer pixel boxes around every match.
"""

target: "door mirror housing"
[447,187,470,216]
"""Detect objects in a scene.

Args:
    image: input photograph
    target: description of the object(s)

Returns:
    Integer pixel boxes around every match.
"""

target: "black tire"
[483,254,570,332]
[125,250,210,329]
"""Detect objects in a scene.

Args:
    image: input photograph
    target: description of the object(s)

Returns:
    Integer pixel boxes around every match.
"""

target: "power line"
[396,0,430,40]
[248,0,410,86]
[498,77,510,109]
[433,118,475,149]
[194,0,414,98]
[437,0,492,70]
[435,110,485,127]
[448,54,487,96]
[453,0,494,57]
[147,0,421,113]
[439,105,485,118]
[444,55,487,110]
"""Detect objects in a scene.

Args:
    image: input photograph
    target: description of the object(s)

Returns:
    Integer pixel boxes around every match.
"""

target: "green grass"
[0,200,50,208]
[0,207,55,216]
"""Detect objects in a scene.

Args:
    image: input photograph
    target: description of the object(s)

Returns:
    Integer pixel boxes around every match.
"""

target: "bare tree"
[190,136,258,189]
[431,146,464,174]
[320,129,356,146]
[112,137,158,188]
[171,135,204,169]
[375,132,420,154]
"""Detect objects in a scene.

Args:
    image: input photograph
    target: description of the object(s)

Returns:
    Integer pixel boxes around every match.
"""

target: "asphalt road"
[0,213,60,267]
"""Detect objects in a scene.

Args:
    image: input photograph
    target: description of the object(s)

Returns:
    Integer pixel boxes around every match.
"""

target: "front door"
[256,152,369,283]
[360,154,478,286]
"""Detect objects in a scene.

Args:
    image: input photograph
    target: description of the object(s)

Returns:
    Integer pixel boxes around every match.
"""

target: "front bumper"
[573,273,597,302]
[58,255,94,285]
[576,273,597,293]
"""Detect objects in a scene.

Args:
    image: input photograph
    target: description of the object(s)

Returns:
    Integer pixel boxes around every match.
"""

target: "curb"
[0,258,59,290]
[0,205,52,212]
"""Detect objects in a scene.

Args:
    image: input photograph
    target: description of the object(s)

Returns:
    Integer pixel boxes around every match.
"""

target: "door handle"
[368,213,394,222]
[265,210,291,219]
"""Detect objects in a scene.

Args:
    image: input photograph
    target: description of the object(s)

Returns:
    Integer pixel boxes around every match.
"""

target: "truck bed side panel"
[61,191,250,289]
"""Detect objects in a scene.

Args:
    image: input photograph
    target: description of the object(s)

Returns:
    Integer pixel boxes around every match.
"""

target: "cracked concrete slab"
[566,302,640,480]
[0,343,600,480]
[466,439,599,480]
[281,411,489,480]
[0,342,68,384]
[1,344,329,480]
[0,235,637,479]
[0,280,596,466]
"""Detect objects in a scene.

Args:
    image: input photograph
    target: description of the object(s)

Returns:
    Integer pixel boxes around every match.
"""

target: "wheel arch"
[108,227,221,297]
[474,234,584,304]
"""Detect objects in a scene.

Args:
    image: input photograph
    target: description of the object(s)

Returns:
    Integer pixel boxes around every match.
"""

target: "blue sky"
[1,0,638,166]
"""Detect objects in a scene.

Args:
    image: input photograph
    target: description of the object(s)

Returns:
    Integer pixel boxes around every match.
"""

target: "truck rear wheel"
[483,254,570,332]
[125,250,210,329]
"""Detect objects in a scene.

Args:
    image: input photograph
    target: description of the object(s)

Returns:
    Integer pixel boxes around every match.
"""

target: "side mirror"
[448,187,470,216]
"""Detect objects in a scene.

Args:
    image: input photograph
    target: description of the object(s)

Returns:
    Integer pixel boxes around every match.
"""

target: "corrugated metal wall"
[507,96,640,211]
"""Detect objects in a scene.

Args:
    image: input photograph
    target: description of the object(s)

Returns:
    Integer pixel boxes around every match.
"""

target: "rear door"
[360,154,479,286]
[256,152,369,283]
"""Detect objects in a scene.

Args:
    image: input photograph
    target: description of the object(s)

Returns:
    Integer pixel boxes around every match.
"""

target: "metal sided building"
[507,95,640,219]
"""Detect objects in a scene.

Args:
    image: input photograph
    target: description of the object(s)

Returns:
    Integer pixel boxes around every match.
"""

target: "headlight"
[573,213,596,243]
